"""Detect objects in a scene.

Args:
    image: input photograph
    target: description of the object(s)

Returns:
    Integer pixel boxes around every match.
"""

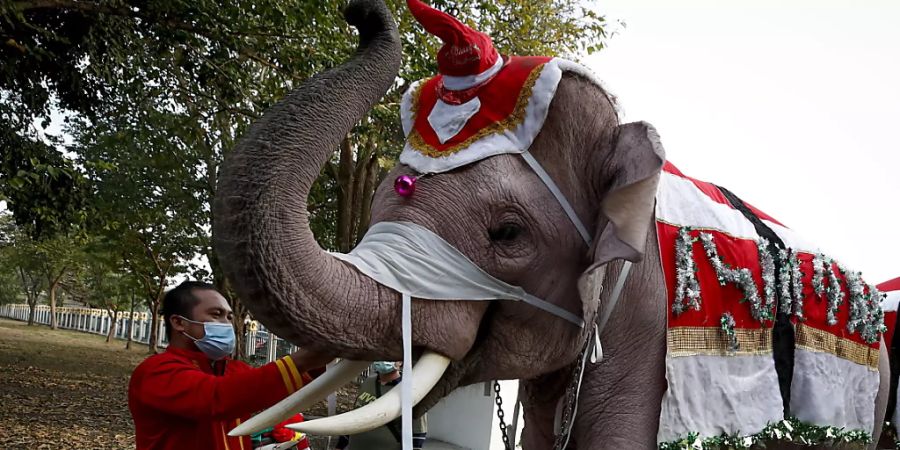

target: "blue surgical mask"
[178,316,236,360]
[373,361,397,375]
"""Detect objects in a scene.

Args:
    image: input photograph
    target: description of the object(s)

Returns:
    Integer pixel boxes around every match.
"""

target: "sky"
[584,0,900,284]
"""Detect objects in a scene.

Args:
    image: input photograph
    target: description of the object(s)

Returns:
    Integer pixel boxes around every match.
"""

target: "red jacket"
[128,346,311,450]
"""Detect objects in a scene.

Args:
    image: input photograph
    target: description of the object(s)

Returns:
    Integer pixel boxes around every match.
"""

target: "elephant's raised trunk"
[212,0,406,358]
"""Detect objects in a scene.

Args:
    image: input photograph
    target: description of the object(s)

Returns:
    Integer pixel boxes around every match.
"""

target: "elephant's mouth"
[230,347,468,437]
[232,300,505,437]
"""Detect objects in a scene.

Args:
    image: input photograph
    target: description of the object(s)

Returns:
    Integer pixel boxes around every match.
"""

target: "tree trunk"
[232,301,248,361]
[27,299,36,326]
[46,266,66,330]
[355,153,382,244]
[49,282,58,330]
[336,136,356,253]
[126,290,135,350]
[349,140,374,244]
[19,267,39,326]
[147,297,161,354]
[106,309,117,343]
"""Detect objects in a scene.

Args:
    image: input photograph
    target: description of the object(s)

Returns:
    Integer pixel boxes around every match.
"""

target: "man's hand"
[289,348,336,372]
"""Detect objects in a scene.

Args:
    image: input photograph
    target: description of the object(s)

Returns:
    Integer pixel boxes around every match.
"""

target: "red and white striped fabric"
[656,162,883,443]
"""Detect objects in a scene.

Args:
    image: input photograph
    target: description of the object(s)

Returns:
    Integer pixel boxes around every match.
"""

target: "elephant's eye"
[489,224,522,242]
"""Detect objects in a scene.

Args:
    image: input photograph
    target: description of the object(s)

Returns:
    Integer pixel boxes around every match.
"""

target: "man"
[128,280,334,450]
[335,361,428,450]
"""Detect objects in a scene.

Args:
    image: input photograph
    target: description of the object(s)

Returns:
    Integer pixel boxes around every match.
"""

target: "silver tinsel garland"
[811,254,826,298]
[670,228,885,343]
[790,250,805,319]
[673,227,701,315]
[858,283,886,345]
[844,266,866,335]
[757,238,777,322]
[824,259,844,326]
[777,248,792,314]
[699,232,768,322]
[776,248,806,319]
[720,312,739,352]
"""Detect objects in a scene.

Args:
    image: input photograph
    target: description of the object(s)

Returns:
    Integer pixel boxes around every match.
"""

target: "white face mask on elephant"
[332,220,586,327]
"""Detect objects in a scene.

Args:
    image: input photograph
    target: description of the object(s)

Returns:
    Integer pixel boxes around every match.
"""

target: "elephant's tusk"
[286,351,451,436]
[229,359,373,436]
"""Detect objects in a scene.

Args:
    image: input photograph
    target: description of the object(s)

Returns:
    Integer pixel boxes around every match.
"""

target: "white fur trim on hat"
[442,56,504,91]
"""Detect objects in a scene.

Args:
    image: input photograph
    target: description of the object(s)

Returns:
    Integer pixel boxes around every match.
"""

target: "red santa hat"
[407,0,501,85]
[400,1,605,174]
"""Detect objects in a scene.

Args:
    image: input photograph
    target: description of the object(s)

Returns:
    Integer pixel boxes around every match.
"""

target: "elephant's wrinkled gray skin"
[212,1,889,448]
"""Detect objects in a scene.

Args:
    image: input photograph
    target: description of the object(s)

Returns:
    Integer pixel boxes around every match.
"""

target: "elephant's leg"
[871,338,890,450]
[570,259,669,449]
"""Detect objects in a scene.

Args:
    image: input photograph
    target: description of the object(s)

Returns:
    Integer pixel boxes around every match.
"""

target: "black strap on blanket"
[715,184,795,417]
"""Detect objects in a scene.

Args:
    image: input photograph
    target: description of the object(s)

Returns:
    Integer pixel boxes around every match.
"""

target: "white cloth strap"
[402,293,413,450]
[520,151,592,245]
[597,261,631,334]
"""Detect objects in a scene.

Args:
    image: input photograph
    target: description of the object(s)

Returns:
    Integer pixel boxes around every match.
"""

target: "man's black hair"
[161,281,217,338]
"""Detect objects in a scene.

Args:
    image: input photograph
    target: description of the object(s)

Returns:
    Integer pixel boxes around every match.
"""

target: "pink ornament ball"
[394,175,417,198]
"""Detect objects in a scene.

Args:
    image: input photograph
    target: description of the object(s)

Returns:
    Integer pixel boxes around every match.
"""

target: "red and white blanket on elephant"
[656,163,887,445]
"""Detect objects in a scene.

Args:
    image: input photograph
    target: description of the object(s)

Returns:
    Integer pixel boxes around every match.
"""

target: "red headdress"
[400,1,604,174]
[407,0,500,79]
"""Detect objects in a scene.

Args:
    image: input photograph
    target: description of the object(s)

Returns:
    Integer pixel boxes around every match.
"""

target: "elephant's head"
[213,0,665,437]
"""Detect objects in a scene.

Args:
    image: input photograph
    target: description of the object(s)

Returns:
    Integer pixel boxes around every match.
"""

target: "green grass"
[0,318,148,449]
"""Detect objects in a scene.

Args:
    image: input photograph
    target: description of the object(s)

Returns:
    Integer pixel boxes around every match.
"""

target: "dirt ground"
[0,318,357,449]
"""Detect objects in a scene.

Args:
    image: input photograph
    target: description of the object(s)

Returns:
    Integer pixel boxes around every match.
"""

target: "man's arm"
[137,350,333,421]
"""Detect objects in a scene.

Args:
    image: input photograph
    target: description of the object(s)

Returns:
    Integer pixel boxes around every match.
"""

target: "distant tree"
[0,215,45,324]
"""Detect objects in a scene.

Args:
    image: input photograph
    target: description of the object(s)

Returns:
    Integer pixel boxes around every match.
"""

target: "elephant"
[212,0,890,448]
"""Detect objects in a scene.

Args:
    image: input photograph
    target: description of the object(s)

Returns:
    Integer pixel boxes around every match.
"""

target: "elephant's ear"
[588,121,665,272]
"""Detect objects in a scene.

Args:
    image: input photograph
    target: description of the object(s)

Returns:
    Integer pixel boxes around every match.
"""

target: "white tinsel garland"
[838,267,886,344]
[670,227,885,343]
[757,238,777,321]
[843,266,866,335]
[861,285,887,345]
[778,248,793,315]
[775,248,805,319]
[790,250,805,319]
[824,259,844,326]
[720,312,739,352]
[811,254,826,298]
[699,232,768,322]
[673,227,701,315]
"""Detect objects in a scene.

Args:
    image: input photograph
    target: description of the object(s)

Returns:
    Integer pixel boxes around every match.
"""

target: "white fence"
[0,303,300,366]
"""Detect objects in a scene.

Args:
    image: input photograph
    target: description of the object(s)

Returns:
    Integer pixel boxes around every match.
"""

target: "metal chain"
[552,337,592,450]
[491,342,590,450]
[494,381,513,450]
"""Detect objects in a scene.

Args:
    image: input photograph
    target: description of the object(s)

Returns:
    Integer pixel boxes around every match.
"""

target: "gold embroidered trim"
[668,326,772,357]
[407,77,431,126]
[407,63,548,158]
[795,323,879,369]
